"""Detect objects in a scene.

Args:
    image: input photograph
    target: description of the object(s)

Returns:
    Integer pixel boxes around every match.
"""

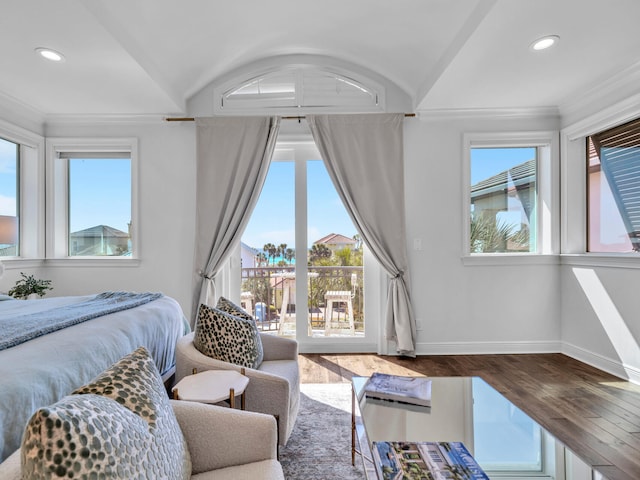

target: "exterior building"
[69,225,130,256]
[241,242,260,268]
[313,233,357,254]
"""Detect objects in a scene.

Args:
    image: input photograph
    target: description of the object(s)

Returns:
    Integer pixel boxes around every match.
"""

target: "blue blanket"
[0,291,162,351]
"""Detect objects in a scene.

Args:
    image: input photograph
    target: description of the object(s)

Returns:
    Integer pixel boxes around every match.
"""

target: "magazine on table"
[364,372,432,407]
[373,441,489,480]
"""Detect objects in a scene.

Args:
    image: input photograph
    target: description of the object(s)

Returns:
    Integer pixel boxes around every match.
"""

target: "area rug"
[279,383,366,480]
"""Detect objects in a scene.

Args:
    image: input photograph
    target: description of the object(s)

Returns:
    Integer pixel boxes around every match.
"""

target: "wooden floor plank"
[298,352,640,480]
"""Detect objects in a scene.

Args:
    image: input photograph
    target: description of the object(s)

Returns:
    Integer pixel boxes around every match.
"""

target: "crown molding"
[416,106,559,121]
[0,92,45,134]
[560,60,640,130]
[43,113,186,127]
[561,91,640,141]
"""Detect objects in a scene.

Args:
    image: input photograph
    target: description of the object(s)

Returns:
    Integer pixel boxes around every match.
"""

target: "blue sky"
[242,159,356,251]
[470,147,535,185]
[68,159,131,233]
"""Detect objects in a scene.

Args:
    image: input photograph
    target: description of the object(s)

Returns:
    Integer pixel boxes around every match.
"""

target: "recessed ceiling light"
[529,35,560,52]
[530,35,560,51]
[35,47,65,62]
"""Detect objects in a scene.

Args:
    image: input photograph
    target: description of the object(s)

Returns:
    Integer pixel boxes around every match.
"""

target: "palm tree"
[256,252,267,267]
[308,243,332,264]
[278,243,287,263]
[263,243,277,265]
[284,248,295,264]
[470,213,529,253]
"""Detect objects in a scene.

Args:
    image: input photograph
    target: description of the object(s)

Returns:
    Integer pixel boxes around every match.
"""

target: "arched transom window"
[214,66,384,114]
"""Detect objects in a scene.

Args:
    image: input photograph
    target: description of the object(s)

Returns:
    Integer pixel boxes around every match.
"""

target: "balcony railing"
[240,265,364,335]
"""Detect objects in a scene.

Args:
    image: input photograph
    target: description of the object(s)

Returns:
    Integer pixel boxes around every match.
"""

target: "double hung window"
[464,132,556,258]
[47,138,137,260]
[470,146,538,254]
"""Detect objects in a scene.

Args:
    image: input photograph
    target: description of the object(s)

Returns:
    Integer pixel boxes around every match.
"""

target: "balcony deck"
[241,265,364,337]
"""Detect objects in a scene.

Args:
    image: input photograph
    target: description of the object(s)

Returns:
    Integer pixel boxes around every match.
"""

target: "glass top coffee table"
[352,376,608,480]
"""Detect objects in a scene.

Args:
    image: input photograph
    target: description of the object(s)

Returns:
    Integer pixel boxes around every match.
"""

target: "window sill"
[0,258,46,269]
[45,257,141,268]
[2,257,141,268]
[461,254,559,266]
[560,253,640,269]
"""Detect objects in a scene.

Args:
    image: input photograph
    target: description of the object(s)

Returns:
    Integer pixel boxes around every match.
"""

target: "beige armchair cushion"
[176,331,300,445]
[170,400,279,474]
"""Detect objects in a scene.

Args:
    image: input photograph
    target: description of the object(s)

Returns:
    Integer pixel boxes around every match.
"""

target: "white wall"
[560,264,640,381]
[558,90,640,383]
[0,118,198,321]
[405,113,562,355]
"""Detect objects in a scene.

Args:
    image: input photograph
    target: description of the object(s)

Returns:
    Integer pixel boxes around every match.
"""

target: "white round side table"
[172,369,249,409]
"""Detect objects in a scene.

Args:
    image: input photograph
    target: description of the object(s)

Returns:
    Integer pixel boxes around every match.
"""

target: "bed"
[0,292,189,462]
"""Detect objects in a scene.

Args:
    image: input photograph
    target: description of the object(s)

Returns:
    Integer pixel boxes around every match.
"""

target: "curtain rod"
[165,113,415,122]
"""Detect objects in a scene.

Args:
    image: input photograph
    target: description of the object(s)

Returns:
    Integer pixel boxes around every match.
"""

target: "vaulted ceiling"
[2,0,640,119]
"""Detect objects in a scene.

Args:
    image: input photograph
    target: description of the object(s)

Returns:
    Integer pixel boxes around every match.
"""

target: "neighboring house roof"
[241,242,260,256]
[470,159,535,199]
[69,225,129,238]
[314,233,356,246]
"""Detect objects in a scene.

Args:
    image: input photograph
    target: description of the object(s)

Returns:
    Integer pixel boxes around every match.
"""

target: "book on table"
[373,441,489,480]
[364,372,432,407]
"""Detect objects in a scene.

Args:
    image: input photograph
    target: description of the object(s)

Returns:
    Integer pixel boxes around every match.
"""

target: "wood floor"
[298,352,640,480]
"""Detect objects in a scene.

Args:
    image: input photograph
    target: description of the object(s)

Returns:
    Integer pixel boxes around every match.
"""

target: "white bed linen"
[0,294,188,462]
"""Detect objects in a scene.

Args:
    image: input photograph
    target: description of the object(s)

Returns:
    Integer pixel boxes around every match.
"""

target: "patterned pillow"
[73,346,166,427]
[194,303,264,369]
[216,295,253,319]
[21,347,191,479]
[217,296,264,365]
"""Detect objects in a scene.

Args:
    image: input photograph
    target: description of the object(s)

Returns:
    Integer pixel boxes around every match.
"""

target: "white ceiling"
[2,0,640,119]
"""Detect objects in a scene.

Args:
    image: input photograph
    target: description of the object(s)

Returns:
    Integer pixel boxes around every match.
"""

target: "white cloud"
[0,195,16,216]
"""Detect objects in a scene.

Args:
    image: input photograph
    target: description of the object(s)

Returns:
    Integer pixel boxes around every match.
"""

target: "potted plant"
[8,272,53,299]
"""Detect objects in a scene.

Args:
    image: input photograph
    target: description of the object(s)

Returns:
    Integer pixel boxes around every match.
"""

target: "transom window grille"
[216,66,382,114]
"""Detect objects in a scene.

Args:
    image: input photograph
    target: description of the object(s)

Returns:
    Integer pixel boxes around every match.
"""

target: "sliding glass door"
[240,139,378,351]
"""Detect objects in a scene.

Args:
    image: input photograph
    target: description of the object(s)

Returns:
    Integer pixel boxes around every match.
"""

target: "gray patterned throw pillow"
[194,302,264,369]
[217,296,264,366]
[21,347,192,479]
[22,395,158,479]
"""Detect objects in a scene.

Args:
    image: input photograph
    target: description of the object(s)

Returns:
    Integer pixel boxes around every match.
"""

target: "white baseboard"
[414,340,562,356]
[561,342,640,384]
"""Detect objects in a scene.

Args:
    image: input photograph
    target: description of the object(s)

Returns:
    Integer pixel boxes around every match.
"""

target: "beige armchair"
[175,332,300,446]
[0,401,283,480]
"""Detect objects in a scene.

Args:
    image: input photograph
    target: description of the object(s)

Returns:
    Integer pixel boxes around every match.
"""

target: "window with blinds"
[588,117,640,253]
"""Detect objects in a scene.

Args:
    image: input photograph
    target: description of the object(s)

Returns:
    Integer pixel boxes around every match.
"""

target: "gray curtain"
[306,113,416,356]
[193,116,280,323]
